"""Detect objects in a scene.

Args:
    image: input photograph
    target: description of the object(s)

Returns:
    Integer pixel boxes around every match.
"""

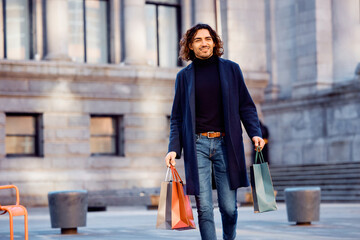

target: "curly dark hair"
[179,23,224,61]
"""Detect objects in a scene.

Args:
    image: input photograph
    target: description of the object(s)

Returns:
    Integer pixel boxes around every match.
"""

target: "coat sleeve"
[168,72,183,159]
[236,64,262,139]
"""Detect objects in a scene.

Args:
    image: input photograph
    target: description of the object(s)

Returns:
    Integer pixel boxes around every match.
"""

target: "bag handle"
[165,167,172,181]
[165,166,178,182]
[170,165,183,184]
[164,165,182,182]
[255,146,265,164]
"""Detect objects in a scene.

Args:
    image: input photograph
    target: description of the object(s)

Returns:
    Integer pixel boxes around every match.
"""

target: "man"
[165,23,265,240]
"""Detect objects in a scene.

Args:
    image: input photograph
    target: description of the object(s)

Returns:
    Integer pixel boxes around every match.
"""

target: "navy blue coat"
[168,58,262,196]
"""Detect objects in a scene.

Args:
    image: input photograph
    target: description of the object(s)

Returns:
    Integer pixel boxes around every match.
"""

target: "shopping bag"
[156,166,195,230]
[170,165,196,230]
[156,167,172,229]
[250,147,277,213]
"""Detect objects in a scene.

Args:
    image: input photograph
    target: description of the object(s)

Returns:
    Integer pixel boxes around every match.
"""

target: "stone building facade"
[0,0,358,206]
[0,0,268,206]
[262,0,360,165]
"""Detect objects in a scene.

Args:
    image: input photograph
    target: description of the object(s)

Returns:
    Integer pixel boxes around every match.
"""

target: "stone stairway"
[87,162,360,207]
[269,162,360,202]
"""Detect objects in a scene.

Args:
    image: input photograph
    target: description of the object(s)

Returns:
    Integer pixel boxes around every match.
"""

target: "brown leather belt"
[199,131,225,138]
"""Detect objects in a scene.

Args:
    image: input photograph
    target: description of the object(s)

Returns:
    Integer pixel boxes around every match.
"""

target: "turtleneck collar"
[193,54,218,66]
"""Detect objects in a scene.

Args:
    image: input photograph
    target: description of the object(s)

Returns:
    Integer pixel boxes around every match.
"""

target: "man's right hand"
[165,151,177,167]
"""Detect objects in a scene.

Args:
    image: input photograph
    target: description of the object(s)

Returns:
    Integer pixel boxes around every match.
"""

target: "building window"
[5,113,42,157]
[68,0,109,63]
[1,0,33,60]
[90,115,124,156]
[145,0,181,67]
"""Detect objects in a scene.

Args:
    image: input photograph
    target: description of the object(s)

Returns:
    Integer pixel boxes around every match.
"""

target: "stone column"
[331,0,360,82]
[34,0,43,60]
[194,0,216,29]
[44,0,71,61]
[181,0,192,33]
[109,0,121,64]
[264,0,280,100]
[0,1,4,58]
[292,0,333,97]
[226,0,267,72]
[123,0,147,65]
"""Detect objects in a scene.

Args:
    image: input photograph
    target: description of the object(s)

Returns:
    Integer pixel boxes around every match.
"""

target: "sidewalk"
[0,203,359,239]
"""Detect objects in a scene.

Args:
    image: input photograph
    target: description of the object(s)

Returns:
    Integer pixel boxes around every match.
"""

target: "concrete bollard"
[285,187,321,225]
[48,190,88,234]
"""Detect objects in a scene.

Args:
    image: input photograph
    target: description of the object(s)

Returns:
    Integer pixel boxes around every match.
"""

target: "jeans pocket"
[195,134,200,143]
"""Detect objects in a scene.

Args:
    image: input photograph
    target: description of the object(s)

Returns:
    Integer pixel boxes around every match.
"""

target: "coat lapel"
[185,63,196,134]
[218,59,230,129]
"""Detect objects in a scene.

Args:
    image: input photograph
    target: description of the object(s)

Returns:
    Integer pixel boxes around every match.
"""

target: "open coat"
[168,58,262,196]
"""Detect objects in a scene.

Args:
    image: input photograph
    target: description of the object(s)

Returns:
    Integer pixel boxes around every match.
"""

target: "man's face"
[189,29,215,60]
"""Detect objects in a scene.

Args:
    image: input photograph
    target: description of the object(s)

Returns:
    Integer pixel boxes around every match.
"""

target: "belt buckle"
[207,131,215,138]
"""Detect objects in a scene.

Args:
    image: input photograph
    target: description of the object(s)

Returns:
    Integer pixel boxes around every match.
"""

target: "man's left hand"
[252,136,265,151]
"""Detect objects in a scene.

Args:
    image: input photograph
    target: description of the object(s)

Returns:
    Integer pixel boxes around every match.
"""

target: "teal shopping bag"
[250,148,277,213]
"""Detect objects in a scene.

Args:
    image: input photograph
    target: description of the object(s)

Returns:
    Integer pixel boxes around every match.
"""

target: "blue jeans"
[195,134,237,240]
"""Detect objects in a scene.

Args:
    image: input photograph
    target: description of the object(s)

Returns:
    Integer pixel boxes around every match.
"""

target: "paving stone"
[0,204,359,239]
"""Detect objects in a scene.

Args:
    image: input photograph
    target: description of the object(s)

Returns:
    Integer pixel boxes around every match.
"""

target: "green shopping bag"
[250,147,277,213]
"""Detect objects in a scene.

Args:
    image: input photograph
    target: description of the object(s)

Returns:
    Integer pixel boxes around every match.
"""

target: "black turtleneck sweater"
[194,55,225,133]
